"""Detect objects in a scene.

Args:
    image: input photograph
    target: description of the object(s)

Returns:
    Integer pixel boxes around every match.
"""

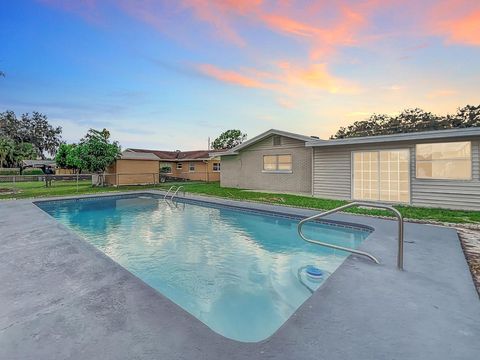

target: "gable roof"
[22,160,56,167]
[126,148,223,161]
[213,129,322,156]
[306,127,480,147]
[120,151,160,161]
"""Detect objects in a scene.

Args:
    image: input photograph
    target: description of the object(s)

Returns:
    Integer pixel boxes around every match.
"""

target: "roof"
[126,148,223,161]
[214,129,321,156]
[119,151,160,161]
[22,160,56,167]
[306,127,480,147]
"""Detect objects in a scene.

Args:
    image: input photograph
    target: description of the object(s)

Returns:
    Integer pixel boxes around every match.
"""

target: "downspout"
[203,160,208,182]
[311,147,314,197]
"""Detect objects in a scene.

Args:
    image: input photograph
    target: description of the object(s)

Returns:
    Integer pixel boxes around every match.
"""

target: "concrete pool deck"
[0,191,479,360]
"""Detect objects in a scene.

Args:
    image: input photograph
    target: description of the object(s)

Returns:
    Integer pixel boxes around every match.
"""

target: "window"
[213,162,221,172]
[177,163,182,170]
[189,163,195,172]
[160,163,172,174]
[273,135,281,146]
[416,141,471,180]
[353,150,410,203]
[263,155,292,172]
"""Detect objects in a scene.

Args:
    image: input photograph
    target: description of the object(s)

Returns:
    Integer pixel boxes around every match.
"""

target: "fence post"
[76,173,79,193]
[13,175,16,198]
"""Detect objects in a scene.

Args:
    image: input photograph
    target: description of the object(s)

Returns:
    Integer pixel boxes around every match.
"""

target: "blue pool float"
[306,265,324,279]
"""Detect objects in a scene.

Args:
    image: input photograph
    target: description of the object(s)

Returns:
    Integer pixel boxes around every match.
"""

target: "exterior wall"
[106,159,159,186]
[161,160,220,182]
[56,168,76,175]
[220,135,312,194]
[312,138,480,210]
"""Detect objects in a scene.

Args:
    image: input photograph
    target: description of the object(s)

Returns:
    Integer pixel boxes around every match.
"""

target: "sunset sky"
[1,0,479,150]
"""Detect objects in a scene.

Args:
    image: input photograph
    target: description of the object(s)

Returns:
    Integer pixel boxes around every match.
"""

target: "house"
[214,129,317,195]
[217,128,480,210]
[125,148,222,182]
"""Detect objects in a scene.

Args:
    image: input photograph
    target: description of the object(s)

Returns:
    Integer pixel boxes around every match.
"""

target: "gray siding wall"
[220,135,312,194]
[313,139,480,210]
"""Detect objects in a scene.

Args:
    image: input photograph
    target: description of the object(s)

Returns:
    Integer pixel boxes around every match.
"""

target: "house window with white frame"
[177,163,183,170]
[416,141,471,180]
[213,162,221,172]
[263,154,292,172]
[189,163,195,172]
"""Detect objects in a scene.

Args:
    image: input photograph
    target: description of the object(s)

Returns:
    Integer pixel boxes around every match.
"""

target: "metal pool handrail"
[297,202,404,270]
[163,185,177,200]
[171,185,185,202]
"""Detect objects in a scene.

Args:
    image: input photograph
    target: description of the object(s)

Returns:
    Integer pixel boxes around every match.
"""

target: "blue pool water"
[37,195,371,342]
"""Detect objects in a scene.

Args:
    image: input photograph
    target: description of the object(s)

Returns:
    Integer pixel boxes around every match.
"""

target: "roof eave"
[306,128,480,147]
[227,128,319,153]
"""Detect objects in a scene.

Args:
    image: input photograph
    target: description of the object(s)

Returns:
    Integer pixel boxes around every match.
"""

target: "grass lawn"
[154,182,480,224]
[1,180,479,224]
[0,180,165,200]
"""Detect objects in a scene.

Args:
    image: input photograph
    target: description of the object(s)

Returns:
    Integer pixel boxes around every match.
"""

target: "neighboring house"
[126,148,222,182]
[106,151,160,186]
[214,129,317,194]
[217,127,480,210]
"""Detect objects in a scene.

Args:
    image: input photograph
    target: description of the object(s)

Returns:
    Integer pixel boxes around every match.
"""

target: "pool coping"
[33,192,376,233]
[1,191,479,359]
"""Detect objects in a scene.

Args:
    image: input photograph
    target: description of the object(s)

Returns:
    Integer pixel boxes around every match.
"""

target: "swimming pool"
[36,194,371,342]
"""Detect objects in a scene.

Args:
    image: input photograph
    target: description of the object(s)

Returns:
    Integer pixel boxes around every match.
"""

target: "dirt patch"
[457,228,480,297]
[0,188,16,195]
[257,197,286,203]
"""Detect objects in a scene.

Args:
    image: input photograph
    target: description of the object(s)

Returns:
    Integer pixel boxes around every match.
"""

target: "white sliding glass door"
[353,149,410,203]
[353,152,379,201]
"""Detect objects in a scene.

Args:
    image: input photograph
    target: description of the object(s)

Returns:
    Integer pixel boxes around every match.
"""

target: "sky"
[1,0,479,150]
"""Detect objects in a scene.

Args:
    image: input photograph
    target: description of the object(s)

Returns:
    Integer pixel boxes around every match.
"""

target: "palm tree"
[0,137,14,168]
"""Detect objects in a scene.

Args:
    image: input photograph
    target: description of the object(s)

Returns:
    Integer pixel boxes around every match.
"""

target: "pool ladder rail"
[163,185,186,202]
[297,202,404,270]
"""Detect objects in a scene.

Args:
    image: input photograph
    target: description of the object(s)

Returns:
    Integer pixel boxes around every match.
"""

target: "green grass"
[0,180,166,200]
[154,182,480,224]
[1,180,479,224]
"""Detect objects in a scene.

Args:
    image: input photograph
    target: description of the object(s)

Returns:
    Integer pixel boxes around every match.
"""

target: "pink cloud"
[197,64,267,88]
[196,61,359,97]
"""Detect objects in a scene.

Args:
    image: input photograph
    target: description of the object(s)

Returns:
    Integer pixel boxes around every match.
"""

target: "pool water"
[37,195,371,342]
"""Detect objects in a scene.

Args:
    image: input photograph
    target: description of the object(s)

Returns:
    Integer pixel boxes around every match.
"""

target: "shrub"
[0,168,20,175]
[23,168,44,175]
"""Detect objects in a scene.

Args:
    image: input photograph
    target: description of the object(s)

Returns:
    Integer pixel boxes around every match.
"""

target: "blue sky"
[1,0,479,150]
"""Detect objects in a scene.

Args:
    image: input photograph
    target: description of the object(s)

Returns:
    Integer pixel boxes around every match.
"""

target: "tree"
[76,128,121,174]
[331,105,480,139]
[212,129,247,150]
[21,112,63,158]
[66,145,83,171]
[451,104,480,127]
[55,143,71,168]
[0,111,62,158]
[0,137,14,168]
[55,143,82,172]
[13,143,37,164]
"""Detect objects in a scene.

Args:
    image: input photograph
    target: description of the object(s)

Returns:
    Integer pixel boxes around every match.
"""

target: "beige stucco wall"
[220,135,312,194]
[106,159,159,186]
[161,160,221,182]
